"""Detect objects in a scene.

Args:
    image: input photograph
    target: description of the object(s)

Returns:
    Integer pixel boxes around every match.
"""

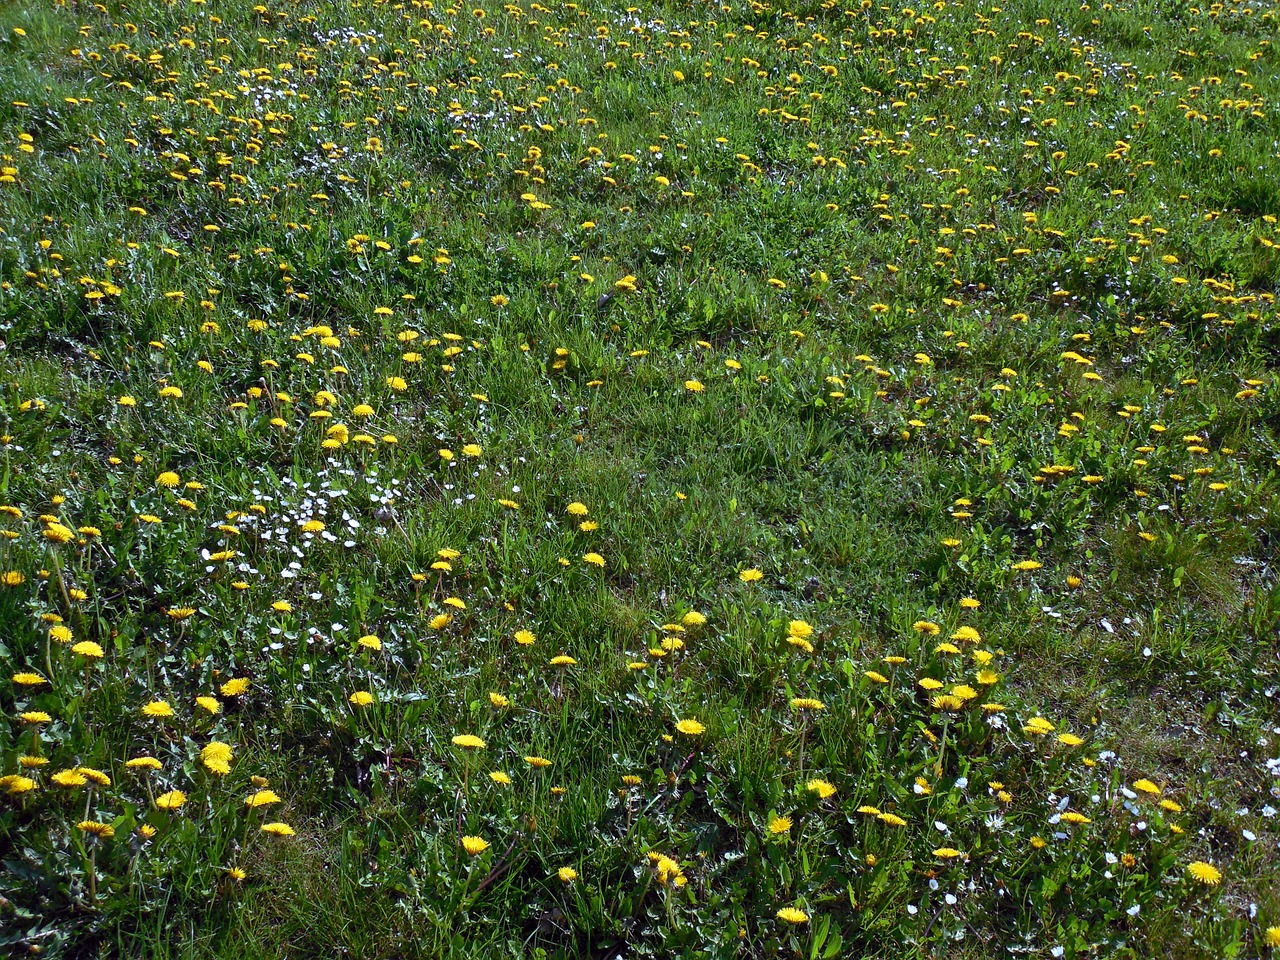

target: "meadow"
[1,0,1279,955]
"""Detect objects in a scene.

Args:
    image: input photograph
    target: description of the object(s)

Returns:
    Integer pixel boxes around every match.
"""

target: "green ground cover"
[1,0,1279,955]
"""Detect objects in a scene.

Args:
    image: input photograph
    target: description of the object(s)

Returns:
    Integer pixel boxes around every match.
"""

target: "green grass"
[1,0,1279,955]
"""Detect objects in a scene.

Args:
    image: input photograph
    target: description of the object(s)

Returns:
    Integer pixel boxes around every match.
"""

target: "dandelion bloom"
[155,790,187,810]
[514,630,536,646]
[21,711,53,724]
[1186,862,1222,886]
[261,822,296,837]
[933,847,963,859]
[583,552,604,567]
[788,620,813,639]
[489,692,510,708]
[461,835,490,856]
[524,756,552,769]
[790,698,825,711]
[566,502,589,516]
[246,790,282,808]
[78,821,115,839]
[74,767,110,787]
[43,522,76,544]
[51,773,88,793]
[739,568,763,582]
[4,775,37,795]
[349,691,374,706]
[126,756,162,771]
[141,701,174,719]
[489,771,512,785]
[877,812,907,827]
[805,779,836,799]
[201,741,233,775]
[1023,717,1055,736]
[1133,779,1161,796]
[650,853,686,887]
[196,696,221,714]
[452,734,486,750]
[13,672,46,686]
[557,867,577,882]
[220,677,250,696]
[550,655,577,667]
[72,641,104,659]
[675,719,705,736]
[776,907,809,924]
[768,816,792,835]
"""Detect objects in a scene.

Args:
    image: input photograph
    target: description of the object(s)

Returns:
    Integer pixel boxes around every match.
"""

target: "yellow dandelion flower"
[154,790,187,810]
[1186,861,1222,886]
[201,742,233,775]
[220,677,250,696]
[805,779,836,799]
